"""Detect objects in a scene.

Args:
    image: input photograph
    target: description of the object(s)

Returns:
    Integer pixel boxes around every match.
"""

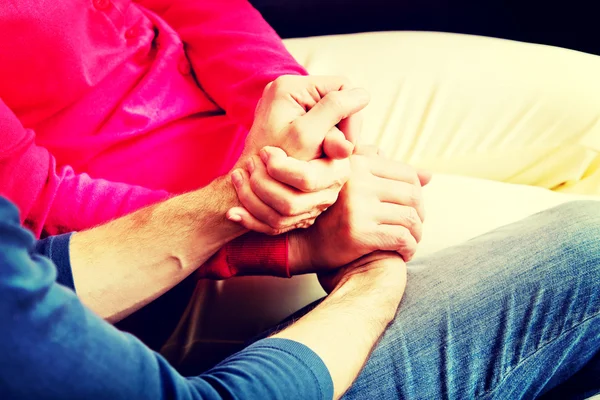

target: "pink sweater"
[0,0,306,277]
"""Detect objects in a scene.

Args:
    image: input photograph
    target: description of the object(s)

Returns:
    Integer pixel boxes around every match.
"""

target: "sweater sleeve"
[0,98,169,237]
[35,232,75,291]
[199,232,289,279]
[0,196,333,400]
[1,93,286,276]
[135,0,308,129]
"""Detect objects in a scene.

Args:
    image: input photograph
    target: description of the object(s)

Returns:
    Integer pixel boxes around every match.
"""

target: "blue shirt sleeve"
[0,197,333,400]
[35,232,75,291]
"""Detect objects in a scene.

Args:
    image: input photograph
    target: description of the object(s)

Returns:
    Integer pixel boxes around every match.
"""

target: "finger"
[282,88,370,158]
[287,75,353,110]
[227,207,317,235]
[354,144,379,156]
[226,206,275,234]
[337,107,363,146]
[376,225,418,262]
[323,127,354,159]
[263,76,355,127]
[370,157,420,185]
[417,169,433,186]
[261,146,350,192]
[249,156,338,216]
[375,179,425,222]
[231,168,318,231]
[304,88,370,133]
[376,204,423,243]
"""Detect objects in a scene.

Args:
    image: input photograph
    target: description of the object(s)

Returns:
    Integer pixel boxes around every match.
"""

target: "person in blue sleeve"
[2,196,600,400]
[1,88,599,400]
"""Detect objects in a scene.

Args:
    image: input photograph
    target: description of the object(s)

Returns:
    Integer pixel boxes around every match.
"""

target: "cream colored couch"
[165,32,600,398]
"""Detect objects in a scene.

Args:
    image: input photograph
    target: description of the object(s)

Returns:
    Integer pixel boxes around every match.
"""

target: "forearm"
[0,201,332,399]
[69,176,246,322]
[273,253,406,399]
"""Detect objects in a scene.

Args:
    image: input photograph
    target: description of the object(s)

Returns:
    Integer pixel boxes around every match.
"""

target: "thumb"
[284,87,370,160]
[323,127,354,159]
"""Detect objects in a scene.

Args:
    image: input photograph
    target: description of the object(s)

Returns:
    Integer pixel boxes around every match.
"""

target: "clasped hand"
[228,75,431,290]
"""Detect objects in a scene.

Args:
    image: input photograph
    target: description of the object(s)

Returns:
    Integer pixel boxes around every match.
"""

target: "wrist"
[158,175,248,268]
[330,254,406,322]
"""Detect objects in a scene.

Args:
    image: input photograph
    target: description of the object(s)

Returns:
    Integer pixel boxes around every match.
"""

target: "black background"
[249,0,599,55]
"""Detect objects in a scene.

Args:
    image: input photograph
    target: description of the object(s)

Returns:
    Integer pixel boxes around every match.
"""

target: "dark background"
[249,0,599,55]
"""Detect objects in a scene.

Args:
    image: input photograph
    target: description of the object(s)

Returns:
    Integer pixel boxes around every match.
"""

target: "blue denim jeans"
[122,201,600,398]
[343,201,600,399]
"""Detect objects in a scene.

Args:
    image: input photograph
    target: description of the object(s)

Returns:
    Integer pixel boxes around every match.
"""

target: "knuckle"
[288,119,308,140]
[249,174,267,196]
[402,247,416,262]
[270,76,290,92]
[266,213,286,230]
[328,160,350,188]
[408,185,422,206]
[298,171,317,192]
[280,198,300,216]
[409,169,420,186]
[406,207,420,227]
[248,173,260,190]
[396,227,410,245]
[320,190,339,210]
[399,163,419,185]
[407,244,417,258]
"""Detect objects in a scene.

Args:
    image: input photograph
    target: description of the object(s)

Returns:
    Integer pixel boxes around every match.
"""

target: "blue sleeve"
[35,232,75,291]
[0,197,333,400]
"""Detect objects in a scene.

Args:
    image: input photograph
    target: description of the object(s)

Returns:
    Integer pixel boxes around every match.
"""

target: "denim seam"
[481,310,600,399]
[250,344,326,400]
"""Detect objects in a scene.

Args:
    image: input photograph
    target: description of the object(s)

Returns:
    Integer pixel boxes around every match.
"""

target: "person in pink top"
[1,0,362,278]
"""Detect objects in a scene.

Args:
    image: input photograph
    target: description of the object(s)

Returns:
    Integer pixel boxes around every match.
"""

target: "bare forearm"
[69,176,246,322]
[273,253,406,399]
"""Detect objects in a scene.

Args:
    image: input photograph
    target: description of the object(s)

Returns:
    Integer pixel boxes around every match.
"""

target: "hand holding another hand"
[229,146,350,234]
[230,143,431,272]
[289,145,431,274]
[228,75,370,234]
[239,75,368,161]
